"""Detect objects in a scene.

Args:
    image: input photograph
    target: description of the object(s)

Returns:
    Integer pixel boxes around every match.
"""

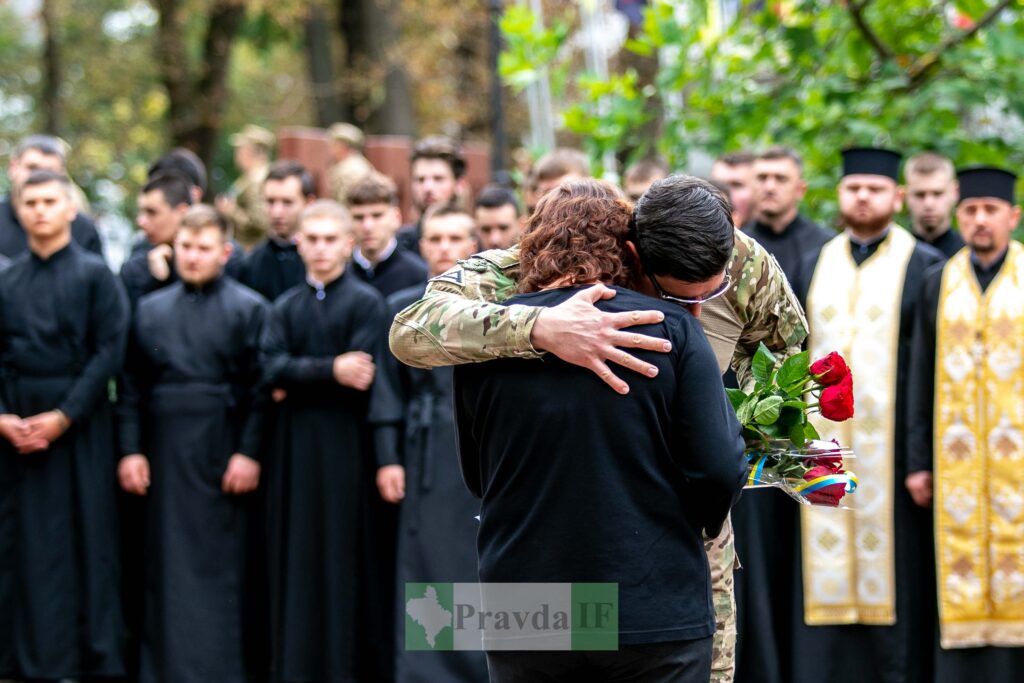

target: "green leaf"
[777,351,810,388]
[805,422,821,441]
[790,422,807,447]
[736,397,758,425]
[753,396,785,425]
[726,388,749,411]
[751,343,777,386]
[782,400,808,410]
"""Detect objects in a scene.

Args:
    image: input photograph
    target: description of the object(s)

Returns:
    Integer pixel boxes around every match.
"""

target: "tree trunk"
[305,4,341,127]
[40,0,63,135]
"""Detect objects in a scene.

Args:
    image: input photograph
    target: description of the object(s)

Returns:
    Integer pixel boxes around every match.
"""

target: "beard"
[841,211,892,235]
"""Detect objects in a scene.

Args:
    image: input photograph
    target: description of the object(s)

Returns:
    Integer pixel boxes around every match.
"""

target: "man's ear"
[624,240,644,276]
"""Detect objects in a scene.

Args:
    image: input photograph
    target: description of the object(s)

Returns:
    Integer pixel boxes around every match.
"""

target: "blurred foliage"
[501,0,1024,225]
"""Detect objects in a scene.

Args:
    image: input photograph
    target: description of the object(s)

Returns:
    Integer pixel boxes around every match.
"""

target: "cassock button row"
[316,290,326,301]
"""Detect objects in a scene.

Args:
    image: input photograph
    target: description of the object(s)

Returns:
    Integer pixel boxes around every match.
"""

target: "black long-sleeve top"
[238,238,306,302]
[453,285,747,645]
[117,276,268,458]
[0,242,128,421]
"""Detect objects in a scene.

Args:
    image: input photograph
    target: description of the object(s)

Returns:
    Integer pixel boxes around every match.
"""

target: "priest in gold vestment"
[792,148,945,683]
[907,166,1024,683]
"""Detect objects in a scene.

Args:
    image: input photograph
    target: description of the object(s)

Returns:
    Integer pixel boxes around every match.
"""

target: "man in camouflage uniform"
[327,122,374,205]
[390,206,806,682]
[216,124,273,250]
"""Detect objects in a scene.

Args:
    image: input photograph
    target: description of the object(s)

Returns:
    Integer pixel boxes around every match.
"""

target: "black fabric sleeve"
[116,319,149,457]
[58,267,129,423]
[235,300,270,459]
[906,264,943,474]
[259,299,335,384]
[452,366,483,499]
[357,292,407,469]
[669,315,748,538]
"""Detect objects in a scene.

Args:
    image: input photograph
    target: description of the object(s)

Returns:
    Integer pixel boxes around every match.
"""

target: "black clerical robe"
[789,232,945,683]
[351,246,428,299]
[920,228,965,260]
[396,221,421,256]
[261,270,389,682]
[377,284,487,683]
[239,238,305,301]
[0,197,104,259]
[734,212,831,683]
[0,243,128,680]
[118,276,268,683]
[119,241,246,308]
[906,249,1024,683]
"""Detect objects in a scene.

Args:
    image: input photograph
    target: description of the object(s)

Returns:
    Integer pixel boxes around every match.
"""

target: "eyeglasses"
[647,271,732,307]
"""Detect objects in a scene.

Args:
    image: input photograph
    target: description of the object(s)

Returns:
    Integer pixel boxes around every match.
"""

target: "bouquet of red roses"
[728,344,858,507]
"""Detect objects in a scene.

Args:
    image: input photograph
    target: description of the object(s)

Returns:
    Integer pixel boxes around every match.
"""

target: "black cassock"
[351,246,428,299]
[239,238,306,302]
[119,241,246,308]
[789,234,944,683]
[0,197,105,258]
[907,252,1024,683]
[734,212,832,683]
[919,228,965,260]
[0,243,128,680]
[118,276,268,683]
[260,270,388,683]
[377,285,488,683]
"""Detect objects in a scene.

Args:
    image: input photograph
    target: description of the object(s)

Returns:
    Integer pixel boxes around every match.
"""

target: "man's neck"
[848,223,891,244]
[29,231,71,259]
[972,246,1007,269]
[758,206,799,234]
[358,238,397,267]
[309,265,345,287]
[271,231,296,246]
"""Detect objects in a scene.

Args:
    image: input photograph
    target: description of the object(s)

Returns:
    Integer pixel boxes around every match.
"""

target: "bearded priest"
[791,147,945,683]
[906,166,1024,683]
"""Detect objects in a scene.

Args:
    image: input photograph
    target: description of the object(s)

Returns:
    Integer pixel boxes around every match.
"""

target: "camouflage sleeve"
[730,235,808,390]
[388,248,545,369]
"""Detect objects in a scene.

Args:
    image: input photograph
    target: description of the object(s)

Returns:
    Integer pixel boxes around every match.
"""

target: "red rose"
[807,439,844,471]
[802,465,847,507]
[810,352,850,386]
[819,375,854,422]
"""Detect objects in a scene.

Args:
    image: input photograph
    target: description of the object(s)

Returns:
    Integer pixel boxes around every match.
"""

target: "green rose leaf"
[726,388,749,411]
[736,397,758,425]
[790,422,807,447]
[805,421,821,441]
[752,343,777,386]
[777,351,810,388]
[753,395,784,425]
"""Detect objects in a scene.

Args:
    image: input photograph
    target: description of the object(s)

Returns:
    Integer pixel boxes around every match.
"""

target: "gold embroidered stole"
[802,228,915,625]
[935,242,1024,648]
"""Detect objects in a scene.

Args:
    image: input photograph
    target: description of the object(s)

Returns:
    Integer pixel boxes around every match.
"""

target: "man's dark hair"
[148,149,208,195]
[633,175,734,283]
[624,158,670,185]
[716,151,756,167]
[347,172,398,207]
[265,159,316,197]
[143,173,193,208]
[757,146,803,170]
[14,135,67,164]
[474,184,520,215]
[411,136,467,179]
[533,148,591,182]
[22,169,72,192]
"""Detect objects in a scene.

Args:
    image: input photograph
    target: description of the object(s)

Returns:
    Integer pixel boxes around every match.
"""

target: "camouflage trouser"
[704,515,738,683]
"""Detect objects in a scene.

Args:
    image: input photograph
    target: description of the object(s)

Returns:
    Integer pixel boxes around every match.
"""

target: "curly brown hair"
[518,179,637,293]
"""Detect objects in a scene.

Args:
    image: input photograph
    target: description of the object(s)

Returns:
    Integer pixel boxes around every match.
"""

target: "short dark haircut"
[633,175,734,283]
[422,205,476,236]
[22,169,72,193]
[624,158,669,185]
[148,149,208,194]
[142,173,193,208]
[716,151,756,167]
[905,151,954,179]
[533,148,591,182]
[14,135,67,164]
[347,172,398,207]
[474,184,520,215]
[757,146,803,170]
[265,159,316,197]
[181,204,229,235]
[411,136,466,179]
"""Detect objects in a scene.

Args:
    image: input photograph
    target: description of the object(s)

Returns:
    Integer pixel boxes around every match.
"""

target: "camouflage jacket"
[389,229,808,388]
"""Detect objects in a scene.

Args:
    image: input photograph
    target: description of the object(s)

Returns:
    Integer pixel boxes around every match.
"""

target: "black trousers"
[485,637,713,683]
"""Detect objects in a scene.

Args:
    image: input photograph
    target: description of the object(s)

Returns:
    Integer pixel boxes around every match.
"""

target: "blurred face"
[957,198,1020,260]
[16,180,76,241]
[753,157,806,221]
[264,176,308,240]
[625,176,662,203]
[174,226,231,286]
[233,144,262,172]
[330,140,351,163]
[474,204,520,250]
[838,174,903,235]
[349,201,402,258]
[136,189,187,246]
[8,148,65,193]
[411,158,459,212]
[906,171,958,237]
[535,172,583,200]
[710,161,754,226]
[420,214,477,277]
[298,216,355,282]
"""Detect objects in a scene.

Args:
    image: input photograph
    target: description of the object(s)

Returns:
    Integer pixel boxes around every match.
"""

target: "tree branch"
[905,0,1013,87]
[847,0,893,62]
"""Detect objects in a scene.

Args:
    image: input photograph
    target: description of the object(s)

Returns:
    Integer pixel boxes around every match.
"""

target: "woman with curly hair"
[453,177,747,683]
